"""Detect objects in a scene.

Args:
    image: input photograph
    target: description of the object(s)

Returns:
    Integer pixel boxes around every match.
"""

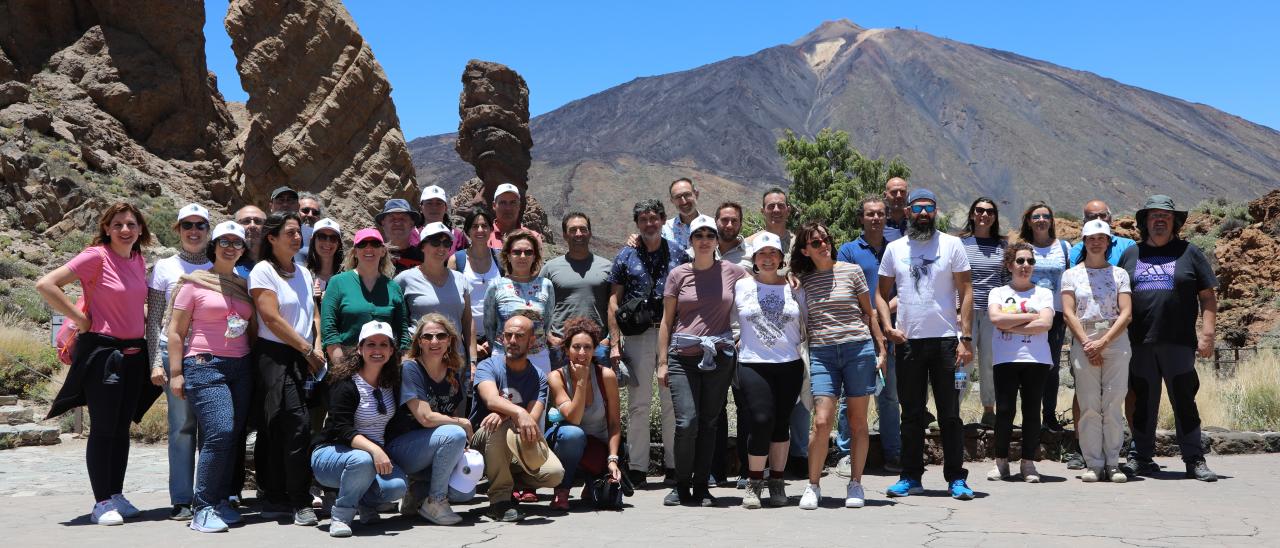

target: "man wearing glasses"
[234,205,267,262]
[294,192,325,264]
[662,178,703,249]
[1068,200,1136,266]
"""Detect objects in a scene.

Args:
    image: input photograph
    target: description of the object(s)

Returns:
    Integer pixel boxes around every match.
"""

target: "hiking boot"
[1080,468,1100,483]
[1131,458,1161,477]
[110,494,141,518]
[885,477,924,497]
[1065,451,1086,470]
[949,479,975,500]
[1021,460,1041,483]
[1185,459,1218,482]
[486,501,524,522]
[91,500,123,526]
[766,478,788,507]
[418,498,462,525]
[835,454,852,478]
[293,507,319,526]
[169,504,193,521]
[987,458,1010,480]
[742,479,764,509]
[844,480,865,508]
[798,484,821,510]
[189,506,228,533]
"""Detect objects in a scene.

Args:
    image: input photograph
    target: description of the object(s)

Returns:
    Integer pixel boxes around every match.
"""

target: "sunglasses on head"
[1014,257,1036,266]
[180,221,209,231]
[355,240,383,249]
[419,332,450,342]
[425,236,453,248]
[313,232,339,243]
[216,239,245,250]
[238,217,265,226]
[509,249,536,257]
[973,206,996,216]
[910,204,937,214]
[300,207,321,215]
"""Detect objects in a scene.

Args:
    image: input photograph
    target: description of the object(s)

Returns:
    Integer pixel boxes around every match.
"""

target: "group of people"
[37,174,1219,535]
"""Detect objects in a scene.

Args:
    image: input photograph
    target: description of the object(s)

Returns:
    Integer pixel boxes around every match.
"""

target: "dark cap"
[907,188,937,204]
[270,186,298,200]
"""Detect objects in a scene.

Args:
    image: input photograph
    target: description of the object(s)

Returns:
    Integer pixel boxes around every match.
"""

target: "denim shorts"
[809,339,877,398]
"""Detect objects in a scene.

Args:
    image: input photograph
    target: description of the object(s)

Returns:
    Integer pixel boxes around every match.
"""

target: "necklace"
[179,248,206,264]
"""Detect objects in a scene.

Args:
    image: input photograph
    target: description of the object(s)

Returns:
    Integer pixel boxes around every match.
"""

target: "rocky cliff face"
[224,0,416,223]
[1216,190,1280,345]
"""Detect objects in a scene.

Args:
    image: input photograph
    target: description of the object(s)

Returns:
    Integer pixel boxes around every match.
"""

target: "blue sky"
[204,1,1279,139]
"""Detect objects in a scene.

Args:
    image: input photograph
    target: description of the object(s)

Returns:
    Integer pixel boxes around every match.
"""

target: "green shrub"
[0,286,50,324]
[0,326,60,399]
[54,231,93,256]
[0,255,40,280]
[130,403,168,443]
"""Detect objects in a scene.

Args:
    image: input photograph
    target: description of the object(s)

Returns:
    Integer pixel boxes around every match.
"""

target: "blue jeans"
[789,401,810,458]
[311,444,408,513]
[163,349,198,505]
[546,423,589,489]
[183,354,252,510]
[838,343,900,459]
[386,425,468,501]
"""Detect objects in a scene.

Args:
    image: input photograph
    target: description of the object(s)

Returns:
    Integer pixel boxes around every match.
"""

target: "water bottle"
[547,407,564,424]
[954,368,969,392]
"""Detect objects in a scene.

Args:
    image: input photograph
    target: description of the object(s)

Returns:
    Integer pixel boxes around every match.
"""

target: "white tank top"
[463,253,500,336]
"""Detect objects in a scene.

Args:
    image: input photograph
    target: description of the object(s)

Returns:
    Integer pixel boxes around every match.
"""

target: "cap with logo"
[689,214,718,236]
[312,218,341,237]
[210,221,246,242]
[1081,219,1112,237]
[493,183,521,201]
[358,321,394,344]
[177,203,210,222]
[420,185,448,203]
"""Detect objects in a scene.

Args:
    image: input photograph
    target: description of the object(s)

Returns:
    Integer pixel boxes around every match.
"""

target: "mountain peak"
[790,19,865,47]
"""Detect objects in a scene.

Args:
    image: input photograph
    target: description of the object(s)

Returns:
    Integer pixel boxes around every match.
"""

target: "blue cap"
[907,188,937,204]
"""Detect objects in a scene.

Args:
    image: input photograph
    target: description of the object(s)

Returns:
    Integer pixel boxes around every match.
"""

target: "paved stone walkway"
[1,436,1276,546]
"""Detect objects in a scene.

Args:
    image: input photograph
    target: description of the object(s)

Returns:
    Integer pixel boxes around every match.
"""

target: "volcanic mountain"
[409,19,1280,247]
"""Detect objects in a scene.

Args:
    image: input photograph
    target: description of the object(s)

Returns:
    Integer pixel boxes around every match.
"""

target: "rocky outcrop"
[225,0,416,224]
[1215,190,1280,344]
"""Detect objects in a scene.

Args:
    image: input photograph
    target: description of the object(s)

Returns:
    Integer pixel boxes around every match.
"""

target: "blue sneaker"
[216,500,242,525]
[949,479,974,500]
[885,478,923,497]
[190,506,229,533]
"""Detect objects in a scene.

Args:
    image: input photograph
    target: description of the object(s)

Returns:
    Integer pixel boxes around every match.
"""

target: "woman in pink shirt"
[38,202,159,527]
[165,221,257,533]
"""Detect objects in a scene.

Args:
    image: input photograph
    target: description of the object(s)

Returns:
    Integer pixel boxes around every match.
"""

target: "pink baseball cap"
[352,227,385,246]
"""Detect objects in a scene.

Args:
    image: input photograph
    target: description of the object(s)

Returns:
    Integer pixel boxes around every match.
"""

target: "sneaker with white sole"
[294,507,319,526]
[1021,460,1041,483]
[742,479,763,509]
[418,498,463,525]
[1080,468,1100,483]
[91,500,123,526]
[844,481,865,508]
[110,494,141,518]
[835,455,852,478]
[329,518,352,538]
[798,484,821,510]
[1107,466,1128,483]
[189,506,229,533]
[987,458,1010,481]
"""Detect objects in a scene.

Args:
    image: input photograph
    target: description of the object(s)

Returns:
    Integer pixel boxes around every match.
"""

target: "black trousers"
[897,337,968,482]
[1130,343,1204,462]
[993,362,1049,460]
[736,361,805,457]
[1040,313,1067,422]
[668,350,735,487]
[253,340,313,508]
[83,347,148,502]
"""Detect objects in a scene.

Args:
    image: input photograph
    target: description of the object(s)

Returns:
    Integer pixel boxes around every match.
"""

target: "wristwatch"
[607,455,620,463]
[959,335,973,342]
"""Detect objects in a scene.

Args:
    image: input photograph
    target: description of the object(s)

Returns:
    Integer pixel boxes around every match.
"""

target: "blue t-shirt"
[836,235,886,309]
[1069,235,1137,267]
[469,354,547,429]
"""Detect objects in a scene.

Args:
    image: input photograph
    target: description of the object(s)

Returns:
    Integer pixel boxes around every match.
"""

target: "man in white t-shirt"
[876,188,976,500]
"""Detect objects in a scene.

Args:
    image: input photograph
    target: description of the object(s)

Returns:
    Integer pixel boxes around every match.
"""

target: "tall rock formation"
[225,0,416,223]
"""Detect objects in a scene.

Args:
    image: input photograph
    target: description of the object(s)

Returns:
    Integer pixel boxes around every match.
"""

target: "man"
[269,186,299,215]
[470,313,565,521]
[744,187,795,259]
[877,188,976,500]
[540,212,613,366]
[489,183,542,249]
[883,177,910,242]
[295,192,325,263]
[607,199,687,486]
[376,198,425,274]
[1063,199,1138,470]
[713,202,749,266]
[234,205,267,262]
[662,178,703,249]
[1119,195,1218,481]
[836,196,901,473]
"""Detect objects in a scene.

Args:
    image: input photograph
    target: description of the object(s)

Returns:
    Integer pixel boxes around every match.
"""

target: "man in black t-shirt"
[1118,195,1217,482]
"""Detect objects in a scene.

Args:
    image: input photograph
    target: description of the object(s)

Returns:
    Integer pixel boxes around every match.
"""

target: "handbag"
[55,247,104,365]
[615,245,667,336]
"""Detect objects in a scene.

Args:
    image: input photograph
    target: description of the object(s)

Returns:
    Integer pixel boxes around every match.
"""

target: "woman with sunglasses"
[959,198,1009,427]
[305,218,344,303]
[986,242,1055,482]
[483,230,556,377]
[1017,202,1071,432]
[656,215,749,507]
[449,207,503,361]
[790,221,884,510]
[386,313,472,525]
[311,321,408,538]
[142,203,212,521]
[165,221,256,532]
[395,223,475,357]
[321,228,410,370]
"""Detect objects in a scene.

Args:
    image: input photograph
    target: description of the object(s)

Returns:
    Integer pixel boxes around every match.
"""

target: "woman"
[311,321,409,538]
[986,242,1056,483]
[305,218,344,303]
[143,203,211,520]
[385,313,472,525]
[394,222,474,357]
[448,207,503,361]
[165,221,256,532]
[39,202,158,526]
[483,230,557,376]
[790,221,884,510]
[959,198,1008,427]
[1062,220,1133,483]
[416,184,467,255]
[732,232,806,509]
[545,317,623,510]
[1018,202,1071,431]
[321,228,411,368]
[249,212,325,525]
[656,215,748,507]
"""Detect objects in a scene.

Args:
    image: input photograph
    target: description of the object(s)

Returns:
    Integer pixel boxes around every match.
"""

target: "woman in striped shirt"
[790,221,886,510]
[959,197,1009,427]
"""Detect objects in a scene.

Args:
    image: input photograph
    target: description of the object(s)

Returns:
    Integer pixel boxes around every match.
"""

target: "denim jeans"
[837,343,900,459]
[163,348,199,506]
[386,424,468,501]
[183,354,252,510]
[546,423,588,488]
[667,349,735,486]
[311,444,408,514]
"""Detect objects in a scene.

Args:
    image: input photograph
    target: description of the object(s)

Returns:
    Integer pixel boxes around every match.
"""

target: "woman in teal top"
[322,228,411,366]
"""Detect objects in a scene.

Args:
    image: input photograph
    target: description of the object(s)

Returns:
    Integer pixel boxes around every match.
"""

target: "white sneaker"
[110,494,141,518]
[1021,460,1041,483]
[1108,466,1128,484]
[418,498,463,525]
[1081,468,1100,483]
[329,518,352,538]
[91,500,123,526]
[835,455,852,478]
[844,481,865,508]
[799,484,821,510]
[987,458,1009,481]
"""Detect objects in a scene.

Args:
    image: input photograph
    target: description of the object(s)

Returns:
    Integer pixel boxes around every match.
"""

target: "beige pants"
[472,423,564,500]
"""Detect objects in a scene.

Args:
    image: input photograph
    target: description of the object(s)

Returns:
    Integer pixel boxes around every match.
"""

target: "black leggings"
[994,362,1049,460]
[83,348,148,502]
[736,361,804,457]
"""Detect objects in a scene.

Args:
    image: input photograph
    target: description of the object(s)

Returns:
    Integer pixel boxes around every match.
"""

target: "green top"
[320,270,410,349]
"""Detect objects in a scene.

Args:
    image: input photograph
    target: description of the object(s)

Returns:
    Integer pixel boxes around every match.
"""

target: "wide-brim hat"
[505,427,551,476]
[375,198,424,225]
[1135,194,1188,227]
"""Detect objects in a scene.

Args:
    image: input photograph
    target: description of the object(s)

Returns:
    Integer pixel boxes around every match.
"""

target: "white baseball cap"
[312,218,341,237]
[177,203,210,222]
[420,185,448,203]
[750,232,783,255]
[689,214,717,236]
[493,183,521,200]
[1081,219,1112,237]
[358,321,395,344]
[210,221,246,242]
[449,449,485,493]
[418,222,451,241]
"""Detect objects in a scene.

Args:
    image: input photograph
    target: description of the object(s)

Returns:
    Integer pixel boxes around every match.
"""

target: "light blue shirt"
[1068,235,1136,267]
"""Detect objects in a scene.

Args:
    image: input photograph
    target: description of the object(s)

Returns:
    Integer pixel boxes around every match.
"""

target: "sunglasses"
[300,207,321,215]
[425,236,453,248]
[690,231,717,240]
[313,233,339,243]
[180,221,209,231]
[1084,212,1110,221]
[973,206,996,216]
[373,388,387,415]
[807,237,829,249]
[216,239,246,250]
[509,249,536,257]
[1014,257,1037,266]
[910,204,937,214]
[355,240,383,249]
[1030,213,1053,221]
[419,332,450,342]
[237,217,265,226]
